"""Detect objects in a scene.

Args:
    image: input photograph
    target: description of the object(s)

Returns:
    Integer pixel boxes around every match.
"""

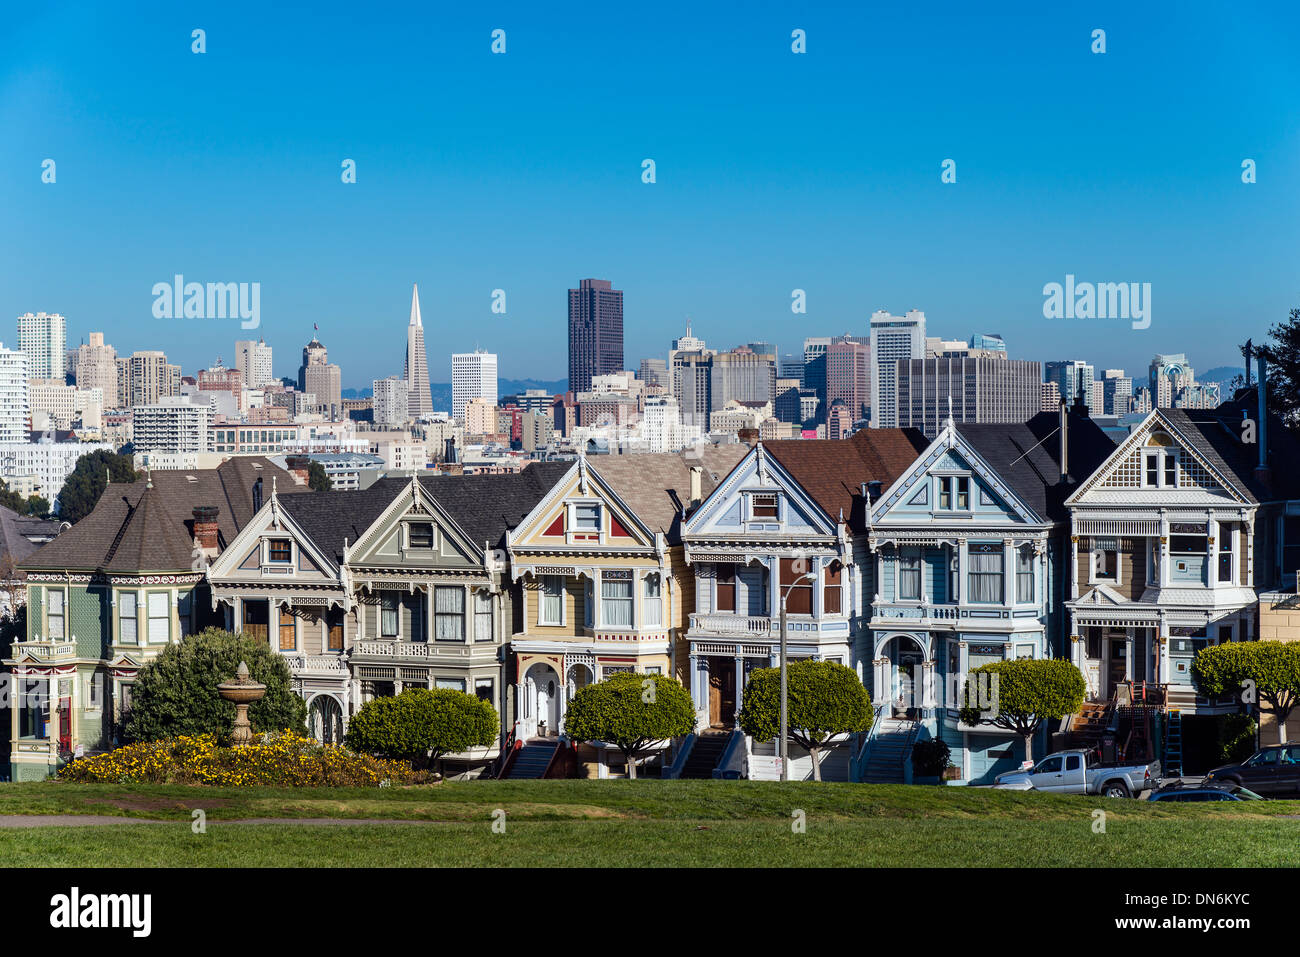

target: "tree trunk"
[810,745,822,781]
[1277,711,1289,745]
[1023,731,1034,763]
[626,749,637,779]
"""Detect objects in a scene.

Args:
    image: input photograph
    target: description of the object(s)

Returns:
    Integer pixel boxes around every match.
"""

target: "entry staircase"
[678,732,729,779]
[501,740,559,779]
[862,717,918,784]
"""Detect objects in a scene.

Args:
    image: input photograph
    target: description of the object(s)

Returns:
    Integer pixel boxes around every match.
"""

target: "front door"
[708,657,736,728]
[1107,638,1127,693]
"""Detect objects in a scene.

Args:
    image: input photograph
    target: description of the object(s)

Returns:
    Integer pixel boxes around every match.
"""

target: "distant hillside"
[1201,366,1244,385]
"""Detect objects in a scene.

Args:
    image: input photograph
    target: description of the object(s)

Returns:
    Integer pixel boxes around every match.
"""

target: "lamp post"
[778,571,817,782]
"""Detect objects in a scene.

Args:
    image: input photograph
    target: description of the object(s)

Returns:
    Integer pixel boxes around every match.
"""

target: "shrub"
[562,673,695,779]
[125,628,307,743]
[58,731,424,787]
[344,688,497,769]
[911,738,951,777]
[738,660,873,781]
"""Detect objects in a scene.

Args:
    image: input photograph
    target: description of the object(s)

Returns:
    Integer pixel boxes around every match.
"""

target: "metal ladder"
[1163,709,1183,778]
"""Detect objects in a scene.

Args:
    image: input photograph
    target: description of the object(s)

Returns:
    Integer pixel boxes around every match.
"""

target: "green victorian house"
[5,458,304,780]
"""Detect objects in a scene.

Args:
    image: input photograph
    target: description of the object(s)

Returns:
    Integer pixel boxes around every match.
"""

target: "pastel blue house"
[864,411,1114,784]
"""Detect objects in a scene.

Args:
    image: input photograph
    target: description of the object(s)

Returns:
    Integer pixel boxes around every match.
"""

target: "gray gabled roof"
[957,411,1116,523]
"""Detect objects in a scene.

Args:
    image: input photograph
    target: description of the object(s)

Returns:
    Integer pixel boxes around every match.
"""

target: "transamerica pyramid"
[403,283,433,419]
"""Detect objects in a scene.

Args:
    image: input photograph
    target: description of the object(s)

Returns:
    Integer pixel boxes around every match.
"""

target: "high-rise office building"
[298,338,342,415]
[711,346,776,412]
[16,312,67,383]
[132,397,212,453]
[404,284,433,420]
[869,309,927,428]
[969,333,1007,353]
[1040,380,1062,412]
[1102,369,1133,416]
[672,351,713,429]
[451,350,499,421]
[568,278,623,394]
[74,332,118,405]
[373,376,410,426]
[1149,354,1201,408]
[0,345,29,443]
[236,338,274,388]
[826,337,871,423]
[1045,360,1095,411]
[637,358,669,391]
[897,357,1042,438]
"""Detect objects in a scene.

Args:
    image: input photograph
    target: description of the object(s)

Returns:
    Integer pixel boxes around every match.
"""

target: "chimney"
[285,455,310,485]
[689,466,703,507]
[1058,399,1069,483]
[1256,355,1271,487]
[441,461,464,476]
[193,506,220,555]
[738,427,759,446]
[444,437,457,464]
[867,480,882,501]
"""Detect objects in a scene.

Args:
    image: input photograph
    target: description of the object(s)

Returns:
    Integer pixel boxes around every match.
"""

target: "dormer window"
[751,493,778,519]
[267,539,292,563]
[575,504,601,533]
[408,523,434,549]
[937,476,969,511]
[1143,435,1179,488]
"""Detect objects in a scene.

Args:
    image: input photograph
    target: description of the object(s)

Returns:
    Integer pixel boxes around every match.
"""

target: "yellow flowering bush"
[59,731,426,787]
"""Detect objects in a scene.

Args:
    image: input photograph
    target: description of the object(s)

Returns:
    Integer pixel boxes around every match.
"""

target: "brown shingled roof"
[763,428,930,528]
[591,446,749,541]
[21,457,306,573]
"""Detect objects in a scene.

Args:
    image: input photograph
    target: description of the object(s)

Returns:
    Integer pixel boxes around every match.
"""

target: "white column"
[1002,541,1013,606]
[1207,517,1219,589]
[1124,630,1134,682]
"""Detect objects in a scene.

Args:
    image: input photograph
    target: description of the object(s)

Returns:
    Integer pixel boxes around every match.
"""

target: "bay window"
[474,590,494,641]
[48,590,65,640]
[119,592,138,645]
[601,571,634,628]
[1016,545,1035,603]
[779,558,813,615]
[434,586,466,641]
[148,592,170,642]
[968,544,1004,604]
[643,574,662,627]
[540,575,564,625]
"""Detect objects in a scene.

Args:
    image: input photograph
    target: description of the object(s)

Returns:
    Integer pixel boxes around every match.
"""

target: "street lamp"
[778,571,817,782]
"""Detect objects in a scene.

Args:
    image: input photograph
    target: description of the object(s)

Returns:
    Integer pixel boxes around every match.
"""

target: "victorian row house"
[6,458,304,780]
[11,387,1300,781]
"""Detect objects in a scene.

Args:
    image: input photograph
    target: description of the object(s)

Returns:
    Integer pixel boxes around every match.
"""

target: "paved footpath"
[0,815,438,828]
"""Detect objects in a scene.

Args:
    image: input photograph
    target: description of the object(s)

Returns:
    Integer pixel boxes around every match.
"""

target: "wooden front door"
[708,657,736,728]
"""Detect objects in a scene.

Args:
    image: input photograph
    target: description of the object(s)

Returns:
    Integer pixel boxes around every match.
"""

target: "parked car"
[992,749,1159,798]
[1203,745,1300,797]
[1147,783,1263,802]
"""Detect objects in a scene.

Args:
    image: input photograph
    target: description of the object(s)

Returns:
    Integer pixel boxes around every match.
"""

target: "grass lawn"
[0,779,1296,867]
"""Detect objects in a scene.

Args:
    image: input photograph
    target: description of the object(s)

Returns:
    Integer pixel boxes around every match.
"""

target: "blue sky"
[2,1,1298,388]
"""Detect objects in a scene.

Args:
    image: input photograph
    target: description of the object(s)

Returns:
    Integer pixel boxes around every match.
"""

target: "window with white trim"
[119,592,138,645]
[473,590,494,642]
[643,574,662,627]
[601,570,634,628]
[47,589,65,640]
[147,592,170,643]
[540,575,564,625]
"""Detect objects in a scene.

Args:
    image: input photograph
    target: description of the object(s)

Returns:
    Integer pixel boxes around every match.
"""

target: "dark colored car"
[1203,745,1300,797]
[1148,783,1263,802]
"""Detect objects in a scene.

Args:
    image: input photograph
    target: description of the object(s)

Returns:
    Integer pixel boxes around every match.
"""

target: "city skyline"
[3,4,1297,385]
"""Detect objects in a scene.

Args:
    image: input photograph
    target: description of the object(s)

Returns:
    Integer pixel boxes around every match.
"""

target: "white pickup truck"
[992,749,1159,798]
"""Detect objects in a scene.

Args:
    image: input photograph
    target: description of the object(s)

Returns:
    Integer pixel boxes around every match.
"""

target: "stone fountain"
[217,661,266,746]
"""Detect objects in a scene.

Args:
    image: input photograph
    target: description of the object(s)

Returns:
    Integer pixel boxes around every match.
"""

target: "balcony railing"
[283,654,348,674]
[871,603,961,622]
[689,614,773,636]
[12,640,77,660]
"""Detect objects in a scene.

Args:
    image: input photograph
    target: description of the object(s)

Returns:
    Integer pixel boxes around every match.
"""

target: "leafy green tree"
[562,672,695,779]
[125,627,307,743]
[0,481,50,518]
[55,449,140,523]
[344,688,497,770]
[959,658,1086,762]
[738,660,873,781]
[1193,640,1300,744]
[1254,308,1300,426]
[307,461,332,491]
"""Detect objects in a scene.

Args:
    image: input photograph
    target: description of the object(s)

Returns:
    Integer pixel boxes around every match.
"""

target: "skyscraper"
[0,344,29,443]
[75,332,118,403]
[897,357,1041,437]
[568,278,623,394]
[16,312,67,382]
[299,337,342,415]
[1045,360,1095,410]
[373,375,410,426]
[452,350,498,420]
[236,338,274,388]
[826,337,871,422]
[116,351,180,408]
[404,284,433,420]
[869,309,927,428]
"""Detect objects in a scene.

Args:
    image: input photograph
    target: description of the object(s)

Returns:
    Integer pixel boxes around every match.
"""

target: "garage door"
[967,735,1021,785]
